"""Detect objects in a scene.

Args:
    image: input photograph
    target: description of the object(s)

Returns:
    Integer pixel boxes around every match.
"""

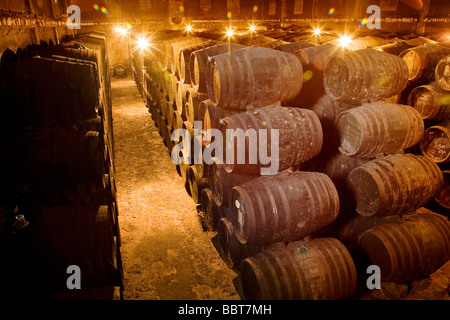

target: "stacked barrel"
[0,33,122,299]
[132,31,450,300]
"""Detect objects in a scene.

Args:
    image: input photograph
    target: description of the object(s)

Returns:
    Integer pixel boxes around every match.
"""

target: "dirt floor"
[111,76,240,300]
[110,76,450,301]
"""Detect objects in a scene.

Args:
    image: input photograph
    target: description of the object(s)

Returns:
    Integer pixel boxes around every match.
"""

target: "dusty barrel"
[359,212,450,282]
[217,218,279,269]
[209,162,258,207]
[188,164,208,204]
[189,43,246,92]
[170,37,209,76]
[230,171,339,244]
[400,44,450,83]
[347,154,444,217]
[234,34,288,49]
[178,40,217,84]
[375,41,418,56]
[220,106,323,175]
[202,101,242,139]
[185,89,209,124]
[337,102,424,157]
[274,40,317,54]
[310,94,360,151]
[420,120,450,163]
[175,82,191,119]
[323,48,409,103]
[407,82,450,121]
[206,46,303,109]
[435,55,450,91]
[240,238,357,300]
[290,44,342,107]
[200,188,223,231]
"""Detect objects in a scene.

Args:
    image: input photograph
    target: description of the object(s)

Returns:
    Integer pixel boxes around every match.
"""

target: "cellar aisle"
[111,76,239,300]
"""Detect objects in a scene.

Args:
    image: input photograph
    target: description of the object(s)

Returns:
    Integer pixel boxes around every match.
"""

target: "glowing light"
[253,5,258,13]
[126,23,133,31]
[338,35,352,48]
[360,17,368,27]
[328,7,335,16]
[179,5,184,13]
[185,24,193,33]
[93,4,100,11]
[226,27,234,38]
[136,35,151,51]
[227,11,232,19]
[249,24,257,33]
[313,28,322,36]
[114,26,129,37]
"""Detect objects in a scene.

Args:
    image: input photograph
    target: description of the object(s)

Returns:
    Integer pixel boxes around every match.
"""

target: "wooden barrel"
[274,40,317,54]
[435,170,450,210]
[230,171,339,244]
[337,102,424,157]
[217,218,279,269]
[171,109,184,132]
[170,37,209,76]
[206,46,303,109]
[291,44,342,107]
[178,40,217,84]
[200,188,222,231]
[375,41,419,56]
[220,106,323,175]
[202,101,242,147]
[234,34,288,49]
[209,162,258,207]
[189,43,246,93]
[347,154,444,217]
[240,238,357,300]
[185,89,209,124]
[175,82,191,119]
[310,94,360,152]
[323,48,409,103]
[359,212,450,282]
[420,120,450,163]
[400,44,450,83]
[407,82,450,121]
[435,55,450,91]
[187,164,208,204]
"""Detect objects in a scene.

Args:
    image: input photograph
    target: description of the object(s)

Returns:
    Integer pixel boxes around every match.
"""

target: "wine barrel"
[274,40,317,54]
[220,106,323,175]
[170,37,209,76]
[310,94,360,152]
[230,171,339,244]
[323,48,409,103]
[290,44,343,107]
[347,154,444,217]
[175,82,191,119]
[185,89,209,124]
[209,162,258,207]
[200,188,222,231]
[188,164,208,204]
[206,46,303,109]
[189,43,247,93]
[202,101,242,146]
[359,212,450,282]
[400,44,450,83]
[407,82,450,121]
[435,55,450,91]
[337,102,424,157]
[178,40,217,84]
[240,238,357,300]
[420,120,450,163]
[217,218,280,269]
